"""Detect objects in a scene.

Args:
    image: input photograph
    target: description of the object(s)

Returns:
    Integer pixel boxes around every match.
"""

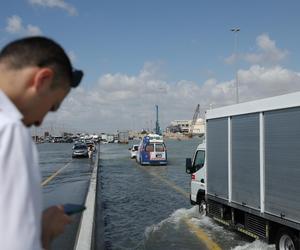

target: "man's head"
[0,36,83,126]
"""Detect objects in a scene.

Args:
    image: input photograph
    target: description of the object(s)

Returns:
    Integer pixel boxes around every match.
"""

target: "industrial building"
[167,118,205,135]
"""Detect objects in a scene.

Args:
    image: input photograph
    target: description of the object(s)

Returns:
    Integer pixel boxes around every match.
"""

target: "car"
[72,144,88,158]
[130,144,139,159]
[72,140,85,149]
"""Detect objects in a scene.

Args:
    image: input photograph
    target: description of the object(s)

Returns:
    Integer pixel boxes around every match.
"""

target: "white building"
[192,118,205,135]
[170,120,191,133]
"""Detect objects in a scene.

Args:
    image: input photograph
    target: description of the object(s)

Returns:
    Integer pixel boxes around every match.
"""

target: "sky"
[1,0,300,133]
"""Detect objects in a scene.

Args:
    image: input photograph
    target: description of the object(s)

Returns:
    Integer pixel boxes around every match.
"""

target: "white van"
[186,141,206,213]
[136,134,167,165]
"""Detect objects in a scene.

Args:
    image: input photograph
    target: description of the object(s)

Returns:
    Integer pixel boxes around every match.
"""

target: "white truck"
[186,91,300,250]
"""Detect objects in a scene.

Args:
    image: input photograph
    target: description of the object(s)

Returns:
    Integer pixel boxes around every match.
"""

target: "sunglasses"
[71,69,84,88]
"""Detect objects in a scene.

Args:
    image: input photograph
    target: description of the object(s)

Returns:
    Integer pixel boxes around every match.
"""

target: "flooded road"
[37,140,275,250]
[96,138,275,250]
[38,143,93,250]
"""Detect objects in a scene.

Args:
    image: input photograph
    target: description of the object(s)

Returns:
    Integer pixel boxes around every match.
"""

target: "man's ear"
[33,68,54,94]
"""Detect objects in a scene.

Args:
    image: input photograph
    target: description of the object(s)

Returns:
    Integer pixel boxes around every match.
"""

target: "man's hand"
[41,205,72,250]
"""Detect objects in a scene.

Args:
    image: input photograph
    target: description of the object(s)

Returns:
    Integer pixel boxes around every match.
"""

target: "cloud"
[238,65,300,100]
[42,63,300,133]
[244,34,288,64]
[68,51,77,63]
[29,0,77,16]
[5,15,42,36]
[5,15,22,33]
[225,34,288,65]
[224,54,237,65]
[26,24,42,36]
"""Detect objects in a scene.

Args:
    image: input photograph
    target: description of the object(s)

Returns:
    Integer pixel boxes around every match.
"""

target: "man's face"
[23,85,70,127]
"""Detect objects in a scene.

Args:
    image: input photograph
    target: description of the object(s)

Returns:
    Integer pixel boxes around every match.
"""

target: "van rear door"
[150,143,166,160]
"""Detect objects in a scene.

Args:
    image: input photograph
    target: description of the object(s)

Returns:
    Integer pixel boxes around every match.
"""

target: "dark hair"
[0,36,73,89]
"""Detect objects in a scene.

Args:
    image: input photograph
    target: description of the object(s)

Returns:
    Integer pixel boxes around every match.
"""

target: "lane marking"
[136,164,189,198]
[148,171,189,199]
[183,218,222,250]
[135,163,222,250]
[41,161,72,187]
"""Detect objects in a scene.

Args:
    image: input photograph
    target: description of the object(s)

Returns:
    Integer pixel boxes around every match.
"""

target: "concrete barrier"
[74,146,100,250]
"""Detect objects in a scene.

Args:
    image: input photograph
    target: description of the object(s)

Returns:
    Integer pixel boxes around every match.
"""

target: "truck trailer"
[186,91,300,250]
[118,131,129,144]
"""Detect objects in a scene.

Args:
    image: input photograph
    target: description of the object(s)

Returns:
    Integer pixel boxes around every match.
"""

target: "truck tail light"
[192,174,196,180]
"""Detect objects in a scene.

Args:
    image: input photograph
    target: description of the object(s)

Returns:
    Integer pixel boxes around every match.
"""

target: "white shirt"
[0,90,42,250]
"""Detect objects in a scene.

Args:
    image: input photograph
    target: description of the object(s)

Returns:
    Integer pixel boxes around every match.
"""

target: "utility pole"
[231,28,240,103]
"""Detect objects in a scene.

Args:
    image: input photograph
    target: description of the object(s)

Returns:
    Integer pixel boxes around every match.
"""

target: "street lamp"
[231,28,240,103]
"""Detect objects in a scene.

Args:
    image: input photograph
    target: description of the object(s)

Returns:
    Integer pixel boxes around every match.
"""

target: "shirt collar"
[0,90,23,121]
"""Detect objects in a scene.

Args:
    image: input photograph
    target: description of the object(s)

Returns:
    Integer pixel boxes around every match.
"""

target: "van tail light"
[192,174,196,180]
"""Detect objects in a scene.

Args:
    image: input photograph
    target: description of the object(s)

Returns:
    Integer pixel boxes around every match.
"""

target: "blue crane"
[155,105,161,135]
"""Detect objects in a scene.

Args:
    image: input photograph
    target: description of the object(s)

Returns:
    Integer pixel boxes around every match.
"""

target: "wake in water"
[144,206,275,250]
[144,206,200,240]
[232,240,275,250]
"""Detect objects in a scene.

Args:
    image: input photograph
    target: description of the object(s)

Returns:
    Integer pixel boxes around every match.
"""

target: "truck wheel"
[198,200,206,216]
[276,228,299,250]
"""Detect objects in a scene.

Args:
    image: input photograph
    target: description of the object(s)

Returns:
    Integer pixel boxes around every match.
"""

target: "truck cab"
[186,141,206,212]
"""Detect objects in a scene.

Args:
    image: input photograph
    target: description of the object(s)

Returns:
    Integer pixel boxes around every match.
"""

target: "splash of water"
[145,206,275,250]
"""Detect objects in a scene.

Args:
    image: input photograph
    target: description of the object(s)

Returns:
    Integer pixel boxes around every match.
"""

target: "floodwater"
[95,138,275,250]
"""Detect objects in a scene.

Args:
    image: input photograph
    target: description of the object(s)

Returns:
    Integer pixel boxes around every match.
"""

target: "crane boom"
[189,104,200,135]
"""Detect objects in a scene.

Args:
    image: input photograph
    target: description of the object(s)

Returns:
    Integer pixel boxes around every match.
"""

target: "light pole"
[231,28,240,103]
[156,87,167,134]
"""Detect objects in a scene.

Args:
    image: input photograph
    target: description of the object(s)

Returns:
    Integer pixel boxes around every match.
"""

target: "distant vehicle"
[118,131,129,144]
[136,134,167,165]
[64,137,73,143]
[72,144,88,158]
[72,140,85,150]
[129,144,139,159]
